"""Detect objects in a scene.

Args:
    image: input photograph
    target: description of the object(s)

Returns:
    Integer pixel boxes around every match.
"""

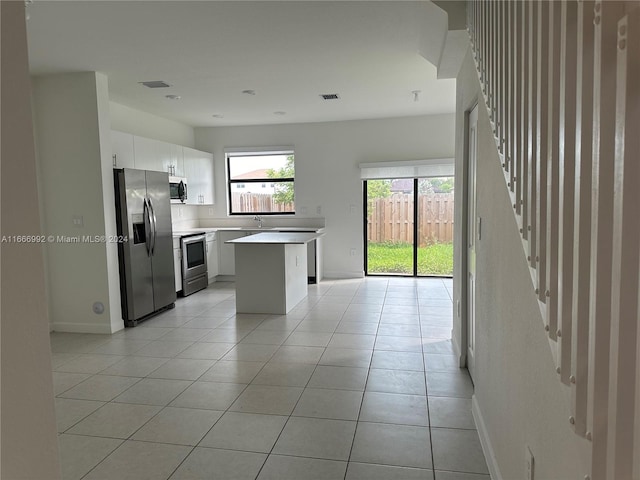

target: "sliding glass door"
[417,177,454,276]
[365,179,415,275]
[364,177,454,277]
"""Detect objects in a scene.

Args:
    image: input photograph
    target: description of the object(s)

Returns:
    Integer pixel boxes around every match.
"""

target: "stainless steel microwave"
[169,176,187,203]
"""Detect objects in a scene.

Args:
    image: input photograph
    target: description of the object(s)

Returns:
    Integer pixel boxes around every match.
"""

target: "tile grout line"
[419,286,438,479]
[342,280,388,480]
[252,285,340,480]
[55,277,464,479]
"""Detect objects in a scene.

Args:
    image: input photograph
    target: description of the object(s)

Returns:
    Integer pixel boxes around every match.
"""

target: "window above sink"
[226,148,295,216]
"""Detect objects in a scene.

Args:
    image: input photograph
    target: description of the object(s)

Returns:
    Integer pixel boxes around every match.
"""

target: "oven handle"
[148,198,158,255]
[183,234,206,247]
[181,234,206,274]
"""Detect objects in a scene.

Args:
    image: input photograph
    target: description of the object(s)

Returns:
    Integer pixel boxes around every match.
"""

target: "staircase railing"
[466,2,640,479]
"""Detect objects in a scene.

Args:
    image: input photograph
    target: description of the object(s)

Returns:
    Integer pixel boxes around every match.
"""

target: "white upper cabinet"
[113,131,213,203]
[183,146,215,205]
[111,131,135,169]
[156,140,173,175]
[133,135,161,171]
[170,144,184,177]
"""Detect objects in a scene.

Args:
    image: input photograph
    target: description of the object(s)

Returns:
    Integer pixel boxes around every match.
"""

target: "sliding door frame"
[365,178,445,278]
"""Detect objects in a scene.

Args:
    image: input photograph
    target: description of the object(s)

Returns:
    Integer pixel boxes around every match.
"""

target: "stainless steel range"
[180,233,208,296]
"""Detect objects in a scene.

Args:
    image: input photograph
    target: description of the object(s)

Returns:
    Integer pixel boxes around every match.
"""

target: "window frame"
[226,149,295,216]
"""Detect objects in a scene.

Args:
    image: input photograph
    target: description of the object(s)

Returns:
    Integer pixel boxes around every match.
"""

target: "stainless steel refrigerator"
[114,169,176,327]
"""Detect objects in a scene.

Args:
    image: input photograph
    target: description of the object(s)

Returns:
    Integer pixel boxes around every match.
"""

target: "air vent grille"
[320,93,340,100]
[139,81,171,89]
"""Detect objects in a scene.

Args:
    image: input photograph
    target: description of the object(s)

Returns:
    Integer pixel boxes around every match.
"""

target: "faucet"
[253,215,263,228]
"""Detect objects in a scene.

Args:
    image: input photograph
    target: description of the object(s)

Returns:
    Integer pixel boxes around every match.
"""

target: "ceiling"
[26,1,462,128]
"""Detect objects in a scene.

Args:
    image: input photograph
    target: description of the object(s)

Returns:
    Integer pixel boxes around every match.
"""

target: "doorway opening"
[364,177,454,277]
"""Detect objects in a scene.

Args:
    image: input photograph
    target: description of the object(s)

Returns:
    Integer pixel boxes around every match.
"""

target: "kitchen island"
[226,232,323,314]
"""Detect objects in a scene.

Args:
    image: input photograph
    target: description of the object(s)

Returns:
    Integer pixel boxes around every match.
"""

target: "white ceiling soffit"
[26,1,458,127]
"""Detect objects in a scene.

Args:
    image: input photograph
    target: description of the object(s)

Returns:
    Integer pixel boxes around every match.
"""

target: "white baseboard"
[452,332,467,367]
[472,394,503,480]
[215,275,236,282]
[51,322,114,334]
[323,271,365,279]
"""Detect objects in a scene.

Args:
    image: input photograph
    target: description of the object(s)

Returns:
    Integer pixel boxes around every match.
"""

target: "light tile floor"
[51,277,490,480]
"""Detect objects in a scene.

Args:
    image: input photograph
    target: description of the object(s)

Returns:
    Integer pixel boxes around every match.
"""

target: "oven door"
[181,235,207,280]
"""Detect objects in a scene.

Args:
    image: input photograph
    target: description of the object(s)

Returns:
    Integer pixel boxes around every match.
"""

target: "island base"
[234,243,308,314]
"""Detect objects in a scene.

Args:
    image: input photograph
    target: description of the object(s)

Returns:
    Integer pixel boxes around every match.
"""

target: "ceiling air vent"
[320,93,340,100]
[139,80,171,89]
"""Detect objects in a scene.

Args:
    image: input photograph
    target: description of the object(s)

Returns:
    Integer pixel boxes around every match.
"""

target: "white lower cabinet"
[217,231,247,276]
[206,233,219,281]
[173,247,182,293]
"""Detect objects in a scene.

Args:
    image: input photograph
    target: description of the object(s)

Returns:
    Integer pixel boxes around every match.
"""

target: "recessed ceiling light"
[165,94,181,100]
[242,90,256,96]
[212,114,224,118]
[320,93,340,100]
[273,111,287,116]
[140,80,171,89]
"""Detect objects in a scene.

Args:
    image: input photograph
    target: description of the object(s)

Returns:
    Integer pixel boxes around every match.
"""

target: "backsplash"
[198,205,325,229]
[171,204,200,230]
[171,204,325,231]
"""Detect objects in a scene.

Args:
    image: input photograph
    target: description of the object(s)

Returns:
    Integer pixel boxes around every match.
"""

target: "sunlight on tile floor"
[51,277,489,480]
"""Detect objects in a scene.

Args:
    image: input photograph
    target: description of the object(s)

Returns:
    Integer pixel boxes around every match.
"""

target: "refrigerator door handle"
[148,198,158,255]
[143,197,152,256]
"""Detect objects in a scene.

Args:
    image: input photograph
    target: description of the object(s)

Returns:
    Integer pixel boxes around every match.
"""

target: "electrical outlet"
[208,208,214,216]
[350,204,356,215]
[72,215,84,227]
[300,206,308,215]
[350,248,356,257]
[316,205,322,215]
[525,446,535,480]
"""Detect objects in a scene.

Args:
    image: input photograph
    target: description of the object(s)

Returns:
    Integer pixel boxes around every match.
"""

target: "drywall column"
[32,72,123,333]
[1,1,61,477]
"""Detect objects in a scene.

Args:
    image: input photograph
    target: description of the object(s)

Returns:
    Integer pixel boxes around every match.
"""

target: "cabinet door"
[156,140,173,175]
[199,152,215,204]
[183,147,200,205]
[171,144,184,177]
[217,231,245,275]
[206,240,219,280]
[173,248,182,292]
[111,131,135,169]
[184,147,214,205]
[133,136,162,171]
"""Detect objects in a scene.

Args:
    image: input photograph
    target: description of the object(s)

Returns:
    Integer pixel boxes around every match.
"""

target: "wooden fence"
[231,193,293,213]
[367,193,454,246]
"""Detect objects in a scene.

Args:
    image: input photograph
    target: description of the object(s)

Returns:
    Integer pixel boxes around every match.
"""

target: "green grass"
[367,242,453,276]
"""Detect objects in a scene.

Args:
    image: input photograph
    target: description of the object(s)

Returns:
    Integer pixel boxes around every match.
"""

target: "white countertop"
[172,226,323,237]
[172,229,206,237]
[226,232,323,244]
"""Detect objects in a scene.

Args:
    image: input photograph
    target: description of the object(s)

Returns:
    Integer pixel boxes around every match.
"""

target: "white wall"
[1,1,61,476]
[32,72,121,333]
[109,101,195,147]
[195,115,455,278]
[454,50,591,479]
